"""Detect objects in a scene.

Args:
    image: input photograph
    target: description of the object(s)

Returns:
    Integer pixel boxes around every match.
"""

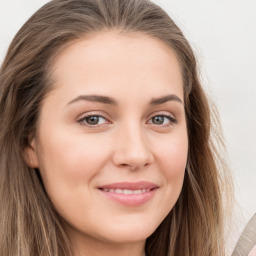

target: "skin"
[25,31,188,256]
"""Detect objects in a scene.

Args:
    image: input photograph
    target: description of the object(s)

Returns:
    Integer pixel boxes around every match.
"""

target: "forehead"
[49,31,183,101]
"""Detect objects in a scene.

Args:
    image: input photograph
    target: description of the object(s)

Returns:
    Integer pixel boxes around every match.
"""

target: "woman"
[0,0,232,255]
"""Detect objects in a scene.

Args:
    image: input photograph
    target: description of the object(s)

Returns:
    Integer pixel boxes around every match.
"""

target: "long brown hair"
[0,0,232,255]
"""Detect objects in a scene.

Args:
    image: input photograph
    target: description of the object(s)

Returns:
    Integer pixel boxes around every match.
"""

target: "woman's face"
[26,31,188,249]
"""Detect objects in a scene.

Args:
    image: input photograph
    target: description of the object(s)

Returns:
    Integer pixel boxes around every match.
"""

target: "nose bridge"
[113,119,153,169]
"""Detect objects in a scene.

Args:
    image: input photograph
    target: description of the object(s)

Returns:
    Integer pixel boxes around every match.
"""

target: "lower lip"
[99,189,157,206]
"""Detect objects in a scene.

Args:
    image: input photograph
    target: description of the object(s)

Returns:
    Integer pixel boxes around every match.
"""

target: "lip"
[98,181,159,206]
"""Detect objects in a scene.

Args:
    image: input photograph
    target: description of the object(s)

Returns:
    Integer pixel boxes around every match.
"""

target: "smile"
[98,181,158,206]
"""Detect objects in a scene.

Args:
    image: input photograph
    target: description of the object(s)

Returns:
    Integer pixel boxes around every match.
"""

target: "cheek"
[159,135,188,174]
[156,134,188,199]
[35,133,112,219]
[36,131,112,194]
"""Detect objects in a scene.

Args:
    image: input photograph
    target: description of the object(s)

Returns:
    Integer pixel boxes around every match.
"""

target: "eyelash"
[147,114,177,126]
[77,113,177,127]
[78,114,110,127]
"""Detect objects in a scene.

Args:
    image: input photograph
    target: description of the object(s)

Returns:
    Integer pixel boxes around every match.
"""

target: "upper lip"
[98,181,158,190]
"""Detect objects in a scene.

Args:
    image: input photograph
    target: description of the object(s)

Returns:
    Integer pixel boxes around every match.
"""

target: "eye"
[148,115,177,126]
[78,115,109,126]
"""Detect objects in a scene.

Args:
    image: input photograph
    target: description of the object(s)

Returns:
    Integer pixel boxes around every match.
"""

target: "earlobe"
[23,139,39,168]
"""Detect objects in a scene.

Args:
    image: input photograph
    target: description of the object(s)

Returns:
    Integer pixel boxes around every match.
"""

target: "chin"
[96,219,160,244]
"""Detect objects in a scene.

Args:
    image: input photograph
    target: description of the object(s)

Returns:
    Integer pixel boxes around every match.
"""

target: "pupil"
[153,116,164,125]
[87,116,99,125]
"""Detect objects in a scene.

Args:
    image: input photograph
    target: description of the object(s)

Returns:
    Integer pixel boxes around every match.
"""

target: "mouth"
[98,181,159,206]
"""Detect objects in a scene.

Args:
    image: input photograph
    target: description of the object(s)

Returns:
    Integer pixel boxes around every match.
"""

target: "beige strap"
[232,214,256,256]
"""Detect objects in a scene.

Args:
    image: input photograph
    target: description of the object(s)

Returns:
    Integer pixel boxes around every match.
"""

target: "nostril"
[120,163,137,170]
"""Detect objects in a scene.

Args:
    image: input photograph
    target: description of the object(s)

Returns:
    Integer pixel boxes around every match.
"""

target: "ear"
[23,138,39,168]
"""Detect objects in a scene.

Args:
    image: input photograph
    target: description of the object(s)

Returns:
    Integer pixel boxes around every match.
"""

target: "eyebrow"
[150,94,183,105]
[67,94,183,106]
[67,95,118,105]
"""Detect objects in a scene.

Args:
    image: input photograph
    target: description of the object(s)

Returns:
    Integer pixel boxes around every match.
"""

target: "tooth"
[124,189,133,195]
[103,188,150,194]
[115,189,123,194]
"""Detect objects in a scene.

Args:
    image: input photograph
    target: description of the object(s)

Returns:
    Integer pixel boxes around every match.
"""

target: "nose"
[112,124,154,170]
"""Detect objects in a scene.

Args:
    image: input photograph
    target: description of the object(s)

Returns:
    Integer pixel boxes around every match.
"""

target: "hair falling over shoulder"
[0,0,233,255]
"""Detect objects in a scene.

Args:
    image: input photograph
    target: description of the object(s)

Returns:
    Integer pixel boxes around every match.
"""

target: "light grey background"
[1,0,255,249]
